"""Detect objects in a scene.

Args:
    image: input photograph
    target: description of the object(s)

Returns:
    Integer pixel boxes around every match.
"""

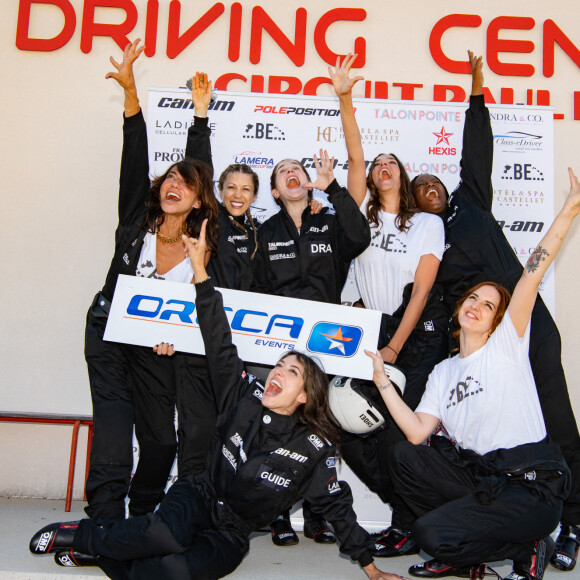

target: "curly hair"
[143,158,219,255]
[218,163,260,259]
[366,153,417,232]
[451,281,512,348]
[278,351,342,453]
[270,159,313,207]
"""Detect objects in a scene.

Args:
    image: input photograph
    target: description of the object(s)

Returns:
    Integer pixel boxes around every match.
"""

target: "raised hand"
[182,219,209,281]
[328,53,364,97]
[105,38,144,90]
[303,149,335,192]
[191,71,213,118]
[468,50,484,96]
[563,167,580,218]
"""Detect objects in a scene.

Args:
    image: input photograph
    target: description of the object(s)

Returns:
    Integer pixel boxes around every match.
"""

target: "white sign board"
[104,275,381,380]
[147,89,555,312]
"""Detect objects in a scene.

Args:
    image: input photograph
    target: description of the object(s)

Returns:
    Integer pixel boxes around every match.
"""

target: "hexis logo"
[306,322,362,358]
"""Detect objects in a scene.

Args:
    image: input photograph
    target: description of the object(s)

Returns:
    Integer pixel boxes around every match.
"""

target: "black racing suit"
[252,182,371,303]
[437,94,580,525]
[389,436,570,567]
[85,112,216,520]
[74,280,374,579]
[185,116,258,291]
[85,111,179,520]
[250,180,370,523]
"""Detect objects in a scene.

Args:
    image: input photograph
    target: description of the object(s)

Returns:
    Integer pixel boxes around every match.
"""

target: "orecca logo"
[307,322,362,357]
[126,294,303,341]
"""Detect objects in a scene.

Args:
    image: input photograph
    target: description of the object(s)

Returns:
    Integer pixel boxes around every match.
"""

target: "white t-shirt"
[416,312,546,455]
[354,197,444,314]
[135,232,194,283]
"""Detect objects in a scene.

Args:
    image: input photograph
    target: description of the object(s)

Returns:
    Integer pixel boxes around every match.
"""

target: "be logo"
[501,164,544,182]
[307,322,362,357]
[243,123,286,141]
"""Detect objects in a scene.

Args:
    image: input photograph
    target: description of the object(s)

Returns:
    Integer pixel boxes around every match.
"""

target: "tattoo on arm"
[526,245,549,273]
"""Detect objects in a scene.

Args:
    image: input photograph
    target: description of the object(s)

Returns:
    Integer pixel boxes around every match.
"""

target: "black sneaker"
[29,521,79,555]
[54,549,99,567]
[303,517,336,544]
[408,558,472,578]
[271,518,299,547]
[506,536,554,580]
[371,527,420,557]
[551,524,579,571]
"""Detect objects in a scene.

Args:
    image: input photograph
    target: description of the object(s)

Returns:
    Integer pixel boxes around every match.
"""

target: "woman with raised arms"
[329,54,448,558]
[365,168,580,580]
[84,39,219,522]
[30,220,406,580]
[411,51,580,574]
[251,147,371,546]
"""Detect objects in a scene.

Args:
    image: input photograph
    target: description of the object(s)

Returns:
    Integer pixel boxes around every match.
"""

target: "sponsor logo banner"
[105,275,380,379]
[147,89,554,312]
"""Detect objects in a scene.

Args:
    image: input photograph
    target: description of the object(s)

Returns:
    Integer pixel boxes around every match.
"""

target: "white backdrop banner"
[147,89,555,311]
[104,275,381,380]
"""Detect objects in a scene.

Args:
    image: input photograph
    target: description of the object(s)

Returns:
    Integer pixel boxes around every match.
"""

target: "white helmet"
[328,364,406,435]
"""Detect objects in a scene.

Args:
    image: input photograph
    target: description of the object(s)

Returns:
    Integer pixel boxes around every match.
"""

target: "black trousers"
[388,441,564,567]
[85,310,218,520]
[529,297,580,524]
[341,317,448,529]
[85,311,135,520]
[75,477,249,580]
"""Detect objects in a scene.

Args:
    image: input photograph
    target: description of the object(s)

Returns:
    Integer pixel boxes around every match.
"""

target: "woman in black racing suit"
[411,51,580,575]
[30,221,403,580]
[84,41,219,521]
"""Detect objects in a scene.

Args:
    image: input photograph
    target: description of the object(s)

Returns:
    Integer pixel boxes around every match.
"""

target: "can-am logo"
[428,126,456,155]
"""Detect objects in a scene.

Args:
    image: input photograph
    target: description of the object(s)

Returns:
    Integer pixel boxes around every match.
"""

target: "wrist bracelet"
[378,380,393,392]
[386,345,399,356]
[124,104,141,116]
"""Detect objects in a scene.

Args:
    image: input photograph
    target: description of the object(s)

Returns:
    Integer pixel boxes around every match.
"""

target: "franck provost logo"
[307,322,362,357]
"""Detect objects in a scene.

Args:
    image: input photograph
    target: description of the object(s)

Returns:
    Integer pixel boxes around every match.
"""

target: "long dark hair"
[218,163,260,260]
[270,159,313,207]
[451,281,512,348]
[143,158,219,254]
[366,153,417,232]
[278,351,342,453]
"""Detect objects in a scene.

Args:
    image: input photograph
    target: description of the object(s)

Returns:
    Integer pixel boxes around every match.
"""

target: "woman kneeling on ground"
[363,169,580,580]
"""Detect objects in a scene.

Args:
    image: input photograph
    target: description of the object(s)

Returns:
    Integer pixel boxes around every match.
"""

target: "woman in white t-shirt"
[330,55,449,557]
[365,168,580,580]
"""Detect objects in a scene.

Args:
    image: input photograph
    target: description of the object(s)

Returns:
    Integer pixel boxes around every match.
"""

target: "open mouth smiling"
[286,176,301,189]
[379,168,392,179]
[265,379,283,396]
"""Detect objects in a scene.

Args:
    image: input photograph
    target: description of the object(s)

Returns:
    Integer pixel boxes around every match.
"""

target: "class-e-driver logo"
[307,322,362,357]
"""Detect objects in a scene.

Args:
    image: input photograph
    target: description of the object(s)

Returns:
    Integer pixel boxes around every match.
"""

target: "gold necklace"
[156,217,187,244]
